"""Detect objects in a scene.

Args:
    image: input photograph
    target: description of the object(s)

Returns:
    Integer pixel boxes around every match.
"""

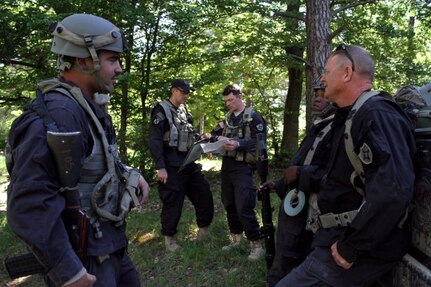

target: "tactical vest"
[35,78,140,227]
[344,91,410,228]
[306,91,409,233]
[283,119,333,218]
[158,99,195,152]
[222,107,255,163]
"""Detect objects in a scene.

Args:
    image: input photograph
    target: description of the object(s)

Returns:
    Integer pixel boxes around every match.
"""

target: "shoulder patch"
[358,142,373,165]
[256,123,264,132]
[153,112,165,125]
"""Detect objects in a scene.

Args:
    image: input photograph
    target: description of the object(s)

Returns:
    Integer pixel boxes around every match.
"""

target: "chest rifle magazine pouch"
[46,131,82,190]
[47,131,89,258]
[178,129,189,152]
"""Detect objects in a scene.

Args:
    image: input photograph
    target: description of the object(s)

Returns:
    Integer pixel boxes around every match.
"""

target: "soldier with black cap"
[149,79,214,252]
[6,14,149,286]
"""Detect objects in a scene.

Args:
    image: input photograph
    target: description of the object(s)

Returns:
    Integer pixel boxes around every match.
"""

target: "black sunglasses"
[176,87,189,95]
[335,44,355,71]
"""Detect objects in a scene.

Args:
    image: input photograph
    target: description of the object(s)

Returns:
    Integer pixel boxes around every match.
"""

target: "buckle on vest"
[306,210,358,233]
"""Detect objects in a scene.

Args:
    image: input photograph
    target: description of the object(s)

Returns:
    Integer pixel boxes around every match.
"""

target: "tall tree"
[1,0,430,168]
[304,0,331,129]
[279,1,305,162]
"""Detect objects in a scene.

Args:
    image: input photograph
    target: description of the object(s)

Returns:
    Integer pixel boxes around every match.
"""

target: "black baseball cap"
[171,79,195,93]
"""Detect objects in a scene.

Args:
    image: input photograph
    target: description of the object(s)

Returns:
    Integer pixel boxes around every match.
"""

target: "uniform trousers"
[221,167,260,241]
[158,164,214,236]
[275,246,398,287]
[267,201,313,287]
[46,249,140,287]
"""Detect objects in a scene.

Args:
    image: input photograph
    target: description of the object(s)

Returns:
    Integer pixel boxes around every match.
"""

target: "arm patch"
[153,112,166,125]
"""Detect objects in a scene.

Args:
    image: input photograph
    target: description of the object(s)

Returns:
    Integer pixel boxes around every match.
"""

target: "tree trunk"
[279,46,304,163]
[276,1,304,165]
[305,0,332,129]
[138,12,161,171]
[118,15,136,164]
[406,15,415,83]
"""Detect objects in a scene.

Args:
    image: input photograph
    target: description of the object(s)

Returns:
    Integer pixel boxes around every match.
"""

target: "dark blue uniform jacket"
[148,101,191,169]
[7,79,127,285]
[314,95,416,263]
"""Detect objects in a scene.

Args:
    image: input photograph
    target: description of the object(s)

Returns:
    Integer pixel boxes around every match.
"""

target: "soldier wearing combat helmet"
[6,14,149,286]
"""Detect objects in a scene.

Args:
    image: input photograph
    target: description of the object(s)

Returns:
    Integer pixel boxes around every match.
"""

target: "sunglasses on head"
[335,44,355,71]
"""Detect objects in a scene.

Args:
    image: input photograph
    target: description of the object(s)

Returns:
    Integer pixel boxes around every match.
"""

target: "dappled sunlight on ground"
[198,157,222,172]
[136,232,157,246]
[0,182,7,211]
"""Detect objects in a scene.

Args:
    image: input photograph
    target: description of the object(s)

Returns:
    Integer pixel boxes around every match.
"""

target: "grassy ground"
[0,158,282,287]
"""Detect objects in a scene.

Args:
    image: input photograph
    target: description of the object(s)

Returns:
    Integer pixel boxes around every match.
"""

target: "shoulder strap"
[159,100,174,127]
[303,115,334,165]
[223,111,232,136]
[38,78,116,175]
[37,78,65,93]
[224,111,233,124]
[31,89,60,132]
[28,78,73,132]
[243,107,253,122]
[159,99,179,147]
[344,90,380,196]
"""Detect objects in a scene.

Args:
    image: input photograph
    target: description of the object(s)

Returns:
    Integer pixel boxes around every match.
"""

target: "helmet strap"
[84,36,101,71]
[57,55,72,71]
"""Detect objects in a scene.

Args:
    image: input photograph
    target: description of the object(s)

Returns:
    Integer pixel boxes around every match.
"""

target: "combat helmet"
[49,14,128,70]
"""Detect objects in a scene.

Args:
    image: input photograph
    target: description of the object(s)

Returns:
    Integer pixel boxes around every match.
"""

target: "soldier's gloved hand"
[282,166,298,185]
[259,181,277,193]
[216,135,229,142]
[222,139,239,151]
[65,272,96,287]
[157,168,168,184]
[201,133,212,140]
[137,175,150,205]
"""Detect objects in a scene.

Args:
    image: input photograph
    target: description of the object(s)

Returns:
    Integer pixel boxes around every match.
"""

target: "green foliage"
[0,155,7,184]
[0,107,22,156]
[0,0,430,171]
[330,0,431,92]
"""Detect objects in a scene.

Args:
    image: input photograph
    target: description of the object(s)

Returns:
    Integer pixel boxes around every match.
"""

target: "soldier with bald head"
[276,45,416,287]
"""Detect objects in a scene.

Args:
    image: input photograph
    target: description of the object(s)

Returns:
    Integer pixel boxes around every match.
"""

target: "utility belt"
[306,205,410,234]
[225,150,256,164]
[306,209,358,233]
[90,246,127,265]
[163,129,194,152]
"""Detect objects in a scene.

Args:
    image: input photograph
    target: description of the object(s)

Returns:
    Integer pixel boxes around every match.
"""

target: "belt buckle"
[96,254,110,264]
[306,215,321,233]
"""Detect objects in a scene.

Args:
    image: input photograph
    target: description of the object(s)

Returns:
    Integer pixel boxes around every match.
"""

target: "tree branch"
[332,0,376,16]
[288,53,311,67]
[327,26,345,42]
[0,93,31,105]
[273,11,305,22]
[0,58,42,69]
